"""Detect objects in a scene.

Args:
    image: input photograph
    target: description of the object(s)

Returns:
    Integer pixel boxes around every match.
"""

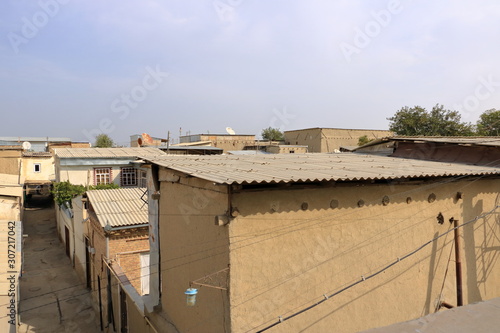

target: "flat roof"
[285,127,393,133]
[180,134,256,137]
[363,297,500,333]
[86,187,148,228]
[54,147,165,158]
[0,137,72,142]
[143,153,500,185]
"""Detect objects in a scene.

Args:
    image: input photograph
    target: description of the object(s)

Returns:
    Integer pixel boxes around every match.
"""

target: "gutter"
[106,223,149,231]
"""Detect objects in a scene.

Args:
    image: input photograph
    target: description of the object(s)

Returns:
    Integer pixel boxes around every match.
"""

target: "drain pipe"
[451,218,463,306]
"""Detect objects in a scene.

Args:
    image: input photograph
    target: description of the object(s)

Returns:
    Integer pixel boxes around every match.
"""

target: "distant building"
[179,133,256,152]
[353,136,500,166]
[0,136,90,153]
[130,133,167,147]
[53,147,165,187]
[284,128,393,153]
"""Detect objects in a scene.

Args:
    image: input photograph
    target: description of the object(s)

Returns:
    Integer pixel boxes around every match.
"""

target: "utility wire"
[251,205,500,333]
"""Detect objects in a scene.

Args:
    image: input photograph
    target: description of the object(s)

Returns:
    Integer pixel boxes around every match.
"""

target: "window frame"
[94,167,112,185]
[33,163,41,173]
[120,167,137,187]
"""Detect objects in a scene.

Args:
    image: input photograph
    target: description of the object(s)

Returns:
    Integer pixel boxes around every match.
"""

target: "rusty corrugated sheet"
[54,147,165,159]
[143,153,500,185]
[86,187,148,227]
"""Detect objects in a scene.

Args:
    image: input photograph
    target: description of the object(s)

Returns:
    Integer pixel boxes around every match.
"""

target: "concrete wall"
[154,169,231,332]
[72,196,88,284]
[284,128,393,152]
[227,178,500,332]
[20,156,55,183]
[0,151,21,175]
[0,196,21,221]
[266,145,308,154]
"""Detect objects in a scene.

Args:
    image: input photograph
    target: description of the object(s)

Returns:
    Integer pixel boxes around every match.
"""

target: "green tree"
[387,104,474,136]
[261,127,284,141]
[476,108,500,136]
[94,133,114,147]
[358,135,373,146]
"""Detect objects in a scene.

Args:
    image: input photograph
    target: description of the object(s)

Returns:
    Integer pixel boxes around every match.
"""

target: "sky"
[1,0,500,146]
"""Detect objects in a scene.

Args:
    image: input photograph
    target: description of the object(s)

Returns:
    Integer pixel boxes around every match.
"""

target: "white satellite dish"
[226,127,236,135]
[22,141,32,150]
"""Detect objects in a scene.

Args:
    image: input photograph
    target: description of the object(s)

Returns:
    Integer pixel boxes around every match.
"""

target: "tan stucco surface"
[285,128,393,152]
[228,178,500,332]
[156,169,230,333]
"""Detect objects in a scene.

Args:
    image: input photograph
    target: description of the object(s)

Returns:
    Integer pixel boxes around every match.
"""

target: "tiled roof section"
[22,152,52,157]
[54,147,165,158]
[86,187,148,228]
[143,153,500,185]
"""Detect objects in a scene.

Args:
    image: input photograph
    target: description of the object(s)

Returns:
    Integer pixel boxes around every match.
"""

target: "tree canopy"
[387,105,474,136]
[476,108,500,136]
[94,133,114,147]
[358,135,373,146]
[261,127,284,141]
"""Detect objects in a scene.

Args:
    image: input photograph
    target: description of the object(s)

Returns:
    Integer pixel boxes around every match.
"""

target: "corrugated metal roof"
[392,136,500,146]
[86,187,148,228]
[143,153,500,185]
[55,147,165,158]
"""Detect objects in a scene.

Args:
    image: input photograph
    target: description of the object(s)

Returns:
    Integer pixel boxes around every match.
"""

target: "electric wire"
[251,205,500,333]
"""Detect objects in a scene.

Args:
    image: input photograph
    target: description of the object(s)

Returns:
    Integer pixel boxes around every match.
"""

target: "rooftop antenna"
[226,127,236,135]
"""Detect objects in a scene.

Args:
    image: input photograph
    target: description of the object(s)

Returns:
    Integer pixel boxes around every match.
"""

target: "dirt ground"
[18,195,100,333]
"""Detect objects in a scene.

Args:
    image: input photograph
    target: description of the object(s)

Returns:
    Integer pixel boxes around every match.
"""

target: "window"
[94,168,111,185]
[34,163,41,173]
[139,170,147,188]
[120,168,137,186]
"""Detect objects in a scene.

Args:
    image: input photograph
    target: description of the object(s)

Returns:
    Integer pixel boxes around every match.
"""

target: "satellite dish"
[226,127,236,135]
[22,141,32,150]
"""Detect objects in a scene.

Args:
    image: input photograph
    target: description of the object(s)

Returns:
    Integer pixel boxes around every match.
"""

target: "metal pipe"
[144,316,159,333]
[453,218,463,306]
[109,223,149,231]
[440,301,455,309]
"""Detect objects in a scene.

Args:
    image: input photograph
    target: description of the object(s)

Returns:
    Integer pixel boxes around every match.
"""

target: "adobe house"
[178,133,256,153]
[140,153,500,333]
[354,136,500,166]
[53,147,164,261]
[85,187,150,331]
[284,128,393,152]
[53,147,165,187]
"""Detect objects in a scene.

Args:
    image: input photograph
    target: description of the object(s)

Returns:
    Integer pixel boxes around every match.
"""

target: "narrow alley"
[18,195,100,333]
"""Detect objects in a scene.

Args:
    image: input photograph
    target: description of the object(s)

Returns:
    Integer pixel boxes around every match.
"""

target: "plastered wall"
[228,178,500,332]
[156,169,231,333]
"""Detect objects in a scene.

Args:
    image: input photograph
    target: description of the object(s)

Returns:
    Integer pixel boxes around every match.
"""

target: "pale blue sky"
[2,0,500,145]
